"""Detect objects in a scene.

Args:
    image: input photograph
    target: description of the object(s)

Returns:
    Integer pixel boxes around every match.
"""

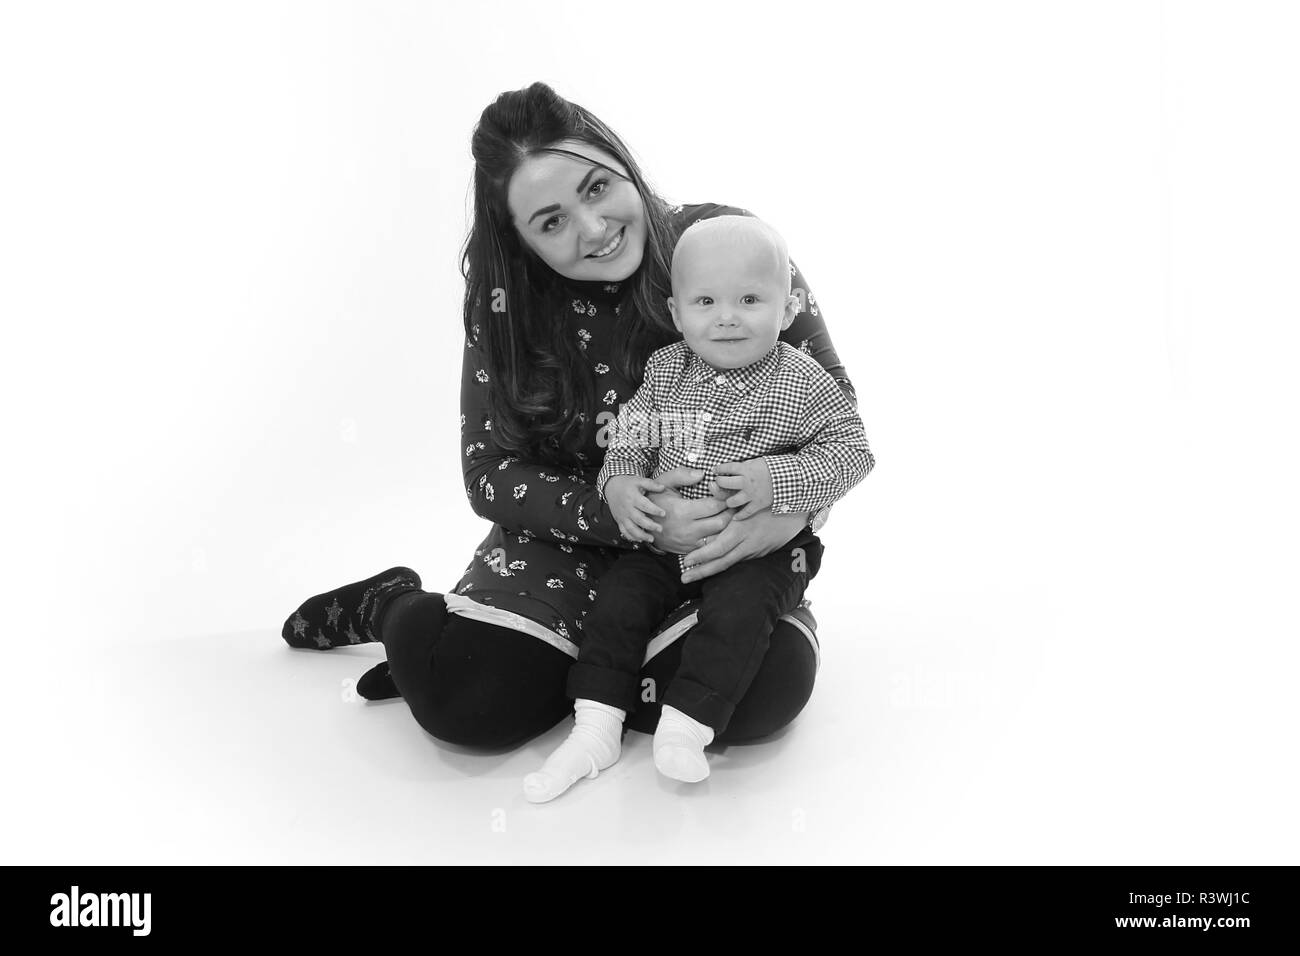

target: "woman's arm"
[460,333,626,548]
[781,254,859,410]
[679,509,812,584]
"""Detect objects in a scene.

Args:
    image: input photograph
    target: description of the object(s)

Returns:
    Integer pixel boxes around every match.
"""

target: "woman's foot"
[653,704,714,783]
[523,699,625,804]
[282,567,421,650]
[356,660,401,700]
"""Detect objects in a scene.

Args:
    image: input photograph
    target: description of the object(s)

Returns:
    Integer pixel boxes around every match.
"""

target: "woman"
[282,82,862,750]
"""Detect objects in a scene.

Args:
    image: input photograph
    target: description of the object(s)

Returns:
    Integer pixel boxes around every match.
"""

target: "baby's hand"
[605,475,667,544]
[712,459,773,520]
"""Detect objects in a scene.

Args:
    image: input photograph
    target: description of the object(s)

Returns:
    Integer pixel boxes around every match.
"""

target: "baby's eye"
[742,295,759,305]
[696,296,713,306]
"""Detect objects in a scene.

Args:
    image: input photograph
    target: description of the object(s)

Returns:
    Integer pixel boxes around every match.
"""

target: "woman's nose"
[577,211,607,242]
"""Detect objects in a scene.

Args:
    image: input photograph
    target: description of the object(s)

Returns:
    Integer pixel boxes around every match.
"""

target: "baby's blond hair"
[671,215,791,294]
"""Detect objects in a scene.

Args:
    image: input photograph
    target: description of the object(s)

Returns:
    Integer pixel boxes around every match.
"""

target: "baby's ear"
[668,296,682,332]
[781,293,799,329]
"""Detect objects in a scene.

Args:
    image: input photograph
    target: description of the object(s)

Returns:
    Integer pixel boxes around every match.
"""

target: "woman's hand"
[679,508,811,583]
[646,467,733,555]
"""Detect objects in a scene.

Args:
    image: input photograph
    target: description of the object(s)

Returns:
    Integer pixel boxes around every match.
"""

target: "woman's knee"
[381,590,447,692]
[631,619,819,742]
[715,621,818,743]
[414,620,572,749]
[419,675,566,749]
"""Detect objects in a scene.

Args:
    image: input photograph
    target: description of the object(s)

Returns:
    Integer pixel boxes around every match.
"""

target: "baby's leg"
[523,698,626,804]
[655,531,822,782]
[524,550,688,803]
[653,704,716,782]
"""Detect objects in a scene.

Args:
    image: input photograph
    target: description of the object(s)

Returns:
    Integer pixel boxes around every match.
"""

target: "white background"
[2,0,1296,864]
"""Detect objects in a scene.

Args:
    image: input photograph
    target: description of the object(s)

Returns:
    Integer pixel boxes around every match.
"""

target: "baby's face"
[668,238,797,370]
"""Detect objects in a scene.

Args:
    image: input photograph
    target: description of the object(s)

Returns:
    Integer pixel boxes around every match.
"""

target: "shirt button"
[777,504,789,513]
[686,452,698,462]
[715,375,726,385]
[701,412,712,422]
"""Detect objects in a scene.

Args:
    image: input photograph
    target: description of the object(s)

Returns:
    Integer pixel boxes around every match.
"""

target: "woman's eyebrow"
[527,204,559,225]
[573,166,598,195]
[528,168,600,225]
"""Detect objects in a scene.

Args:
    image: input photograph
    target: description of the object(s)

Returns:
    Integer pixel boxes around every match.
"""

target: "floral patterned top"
[449,202,859,658]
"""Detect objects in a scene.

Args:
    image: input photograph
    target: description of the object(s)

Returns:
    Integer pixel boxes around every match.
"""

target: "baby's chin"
[688,339,778,369]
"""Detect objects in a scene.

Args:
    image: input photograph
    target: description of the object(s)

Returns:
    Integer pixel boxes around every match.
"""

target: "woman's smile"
[585,226,626,260]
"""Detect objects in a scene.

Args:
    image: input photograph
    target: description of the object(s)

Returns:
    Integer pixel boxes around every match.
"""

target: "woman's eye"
[589,179,608,197]
[542,215,564,233]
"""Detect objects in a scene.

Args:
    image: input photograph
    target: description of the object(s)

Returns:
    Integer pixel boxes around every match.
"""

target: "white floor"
[8,582,1295,865]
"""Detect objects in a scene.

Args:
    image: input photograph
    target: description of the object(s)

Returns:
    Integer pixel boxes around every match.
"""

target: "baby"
[523,215,873,803]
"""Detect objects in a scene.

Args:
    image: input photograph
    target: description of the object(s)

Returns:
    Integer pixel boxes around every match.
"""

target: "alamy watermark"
[596,408,710,451]
[50,886,151,936]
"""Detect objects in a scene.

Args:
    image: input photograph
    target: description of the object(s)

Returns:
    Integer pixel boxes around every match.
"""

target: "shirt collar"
[683,342,781,394]
[562,277,625,304]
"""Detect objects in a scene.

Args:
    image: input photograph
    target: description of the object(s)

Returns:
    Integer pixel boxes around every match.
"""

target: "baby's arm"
[595,355,669,544]
[718,367,874,519]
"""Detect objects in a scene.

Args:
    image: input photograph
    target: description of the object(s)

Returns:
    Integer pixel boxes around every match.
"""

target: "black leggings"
[380,590,818,750]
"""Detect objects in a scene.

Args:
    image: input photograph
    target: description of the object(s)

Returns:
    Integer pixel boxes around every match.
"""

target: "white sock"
[653,704,715,783]
[523,699,625,804]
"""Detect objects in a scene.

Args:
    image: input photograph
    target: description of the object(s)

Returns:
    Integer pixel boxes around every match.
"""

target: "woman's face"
[506,139,647,282]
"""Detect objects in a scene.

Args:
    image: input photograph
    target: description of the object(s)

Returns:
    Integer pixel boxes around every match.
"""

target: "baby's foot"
[282,567,421,650]
[653,705,715,783]
[523,700,624,804]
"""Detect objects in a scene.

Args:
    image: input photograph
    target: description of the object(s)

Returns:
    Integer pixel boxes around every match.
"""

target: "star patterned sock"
[282,566,421,650]
[523,699,625,804]
[653,704,715,783]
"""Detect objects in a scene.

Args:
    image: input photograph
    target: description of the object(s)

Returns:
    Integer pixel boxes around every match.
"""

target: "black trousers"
[567,528,824,734]
[379,540,821,750]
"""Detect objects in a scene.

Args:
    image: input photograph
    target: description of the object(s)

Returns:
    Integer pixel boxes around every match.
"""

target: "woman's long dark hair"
[461,82,683,469]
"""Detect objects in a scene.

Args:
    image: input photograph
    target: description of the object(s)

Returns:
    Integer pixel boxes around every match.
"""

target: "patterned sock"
[653,704,715,783]
[523,699,625,804]
[282,567,421,650]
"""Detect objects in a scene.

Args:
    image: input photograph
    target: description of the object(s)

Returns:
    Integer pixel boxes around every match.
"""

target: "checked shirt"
[596,339,874,572]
